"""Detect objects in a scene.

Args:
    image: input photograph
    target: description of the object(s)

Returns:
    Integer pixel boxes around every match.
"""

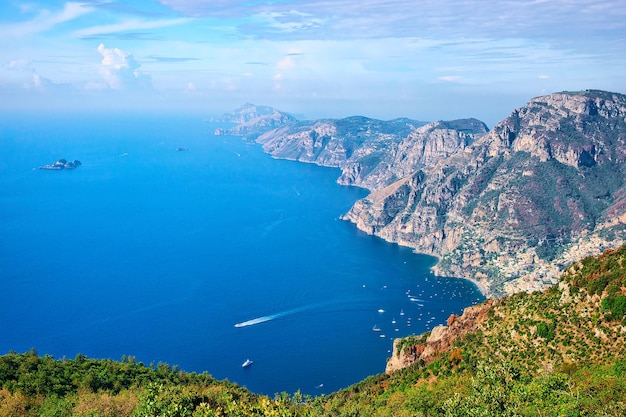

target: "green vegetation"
[2,246,626,416]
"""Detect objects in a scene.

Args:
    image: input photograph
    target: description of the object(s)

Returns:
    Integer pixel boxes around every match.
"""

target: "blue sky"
[1,0,625,124]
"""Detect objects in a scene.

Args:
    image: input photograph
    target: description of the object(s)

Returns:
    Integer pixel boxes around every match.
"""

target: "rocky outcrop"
[385,300,495,373]
[39,159,82,170]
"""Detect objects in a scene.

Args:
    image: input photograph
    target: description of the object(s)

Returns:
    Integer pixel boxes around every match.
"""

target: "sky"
[1,0,626,125]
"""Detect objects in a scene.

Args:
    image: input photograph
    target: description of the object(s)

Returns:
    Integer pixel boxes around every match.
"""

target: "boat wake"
[234,294,377,328]
[234,303,321,328]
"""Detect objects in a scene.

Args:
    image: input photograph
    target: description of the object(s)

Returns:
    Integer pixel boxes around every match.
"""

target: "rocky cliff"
[344,90,626,296]
[224,90,626,297]
[386,244,626,374]
[257,117,426,188]
[385,300,495,373]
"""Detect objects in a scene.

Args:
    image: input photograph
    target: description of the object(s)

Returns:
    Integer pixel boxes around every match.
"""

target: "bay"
[0,111,484,395]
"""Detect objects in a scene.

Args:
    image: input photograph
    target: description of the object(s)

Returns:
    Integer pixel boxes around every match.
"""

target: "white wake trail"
[234,304,320,328]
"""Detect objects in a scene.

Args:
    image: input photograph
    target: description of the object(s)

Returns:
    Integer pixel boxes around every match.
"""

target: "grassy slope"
[1,247,626,416]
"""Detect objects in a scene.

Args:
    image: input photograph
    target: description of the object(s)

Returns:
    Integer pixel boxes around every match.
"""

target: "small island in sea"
[39,158,81,170]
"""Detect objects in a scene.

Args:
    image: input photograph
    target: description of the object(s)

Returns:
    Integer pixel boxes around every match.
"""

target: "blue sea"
[0,111,484,395]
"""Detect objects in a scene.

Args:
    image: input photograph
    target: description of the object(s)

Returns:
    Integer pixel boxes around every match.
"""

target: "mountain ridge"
[224,90,626,297]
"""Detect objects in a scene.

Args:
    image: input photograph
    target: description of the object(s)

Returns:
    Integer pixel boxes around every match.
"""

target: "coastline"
[460,275,489,298]
[430,263,490,298]
[250,136,493,300]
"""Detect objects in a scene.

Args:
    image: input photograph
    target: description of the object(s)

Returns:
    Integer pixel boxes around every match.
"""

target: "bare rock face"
[385,300,495,374]
[338,119,487,190]
[344,90,626,297]
[488,91,626,169]
[225,91,626,297]
[256,117,487,192]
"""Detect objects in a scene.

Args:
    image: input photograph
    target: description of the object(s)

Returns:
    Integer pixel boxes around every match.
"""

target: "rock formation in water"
[39,159,82,170]
[225,90,626,297]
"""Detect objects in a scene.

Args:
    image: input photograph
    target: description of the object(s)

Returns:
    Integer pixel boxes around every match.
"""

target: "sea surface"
[0,111,484,395]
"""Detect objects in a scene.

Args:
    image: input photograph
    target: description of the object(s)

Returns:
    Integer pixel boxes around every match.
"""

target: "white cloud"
[23,70,72,93]
[96,43,151,90]
[438,75,462,82]
[31,72,51,89]
[5,59,31,71]
[74,17,193,38]
[253,10,326,33]
[277,56,295,70]
[158,0,626,44]
[0,2,95,38]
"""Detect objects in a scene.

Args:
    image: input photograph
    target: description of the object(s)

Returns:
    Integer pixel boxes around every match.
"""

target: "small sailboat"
[400,309,405,316]
[372,325,381,332]
[242,359,253,368]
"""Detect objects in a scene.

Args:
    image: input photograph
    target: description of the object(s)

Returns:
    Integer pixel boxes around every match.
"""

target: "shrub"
[601,294,626,321]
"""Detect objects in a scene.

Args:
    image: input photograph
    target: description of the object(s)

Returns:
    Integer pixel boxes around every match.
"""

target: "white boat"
[242,359,253,368]
[400,309,405,316]
[372,325,381,332]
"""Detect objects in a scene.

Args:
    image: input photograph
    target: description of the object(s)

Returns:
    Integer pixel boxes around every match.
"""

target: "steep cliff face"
[256,117,486,190]
[344,90,626,296]
[224,90,626,297]
[386,300,495,373]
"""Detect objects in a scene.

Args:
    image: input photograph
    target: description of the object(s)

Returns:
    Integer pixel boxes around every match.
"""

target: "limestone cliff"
[256,117,485,191]
[385,300,495,374]
[224,90,626,297]
[344,90,626,296]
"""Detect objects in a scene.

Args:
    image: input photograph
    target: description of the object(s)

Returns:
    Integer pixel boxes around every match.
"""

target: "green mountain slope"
[314,245,626,416]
